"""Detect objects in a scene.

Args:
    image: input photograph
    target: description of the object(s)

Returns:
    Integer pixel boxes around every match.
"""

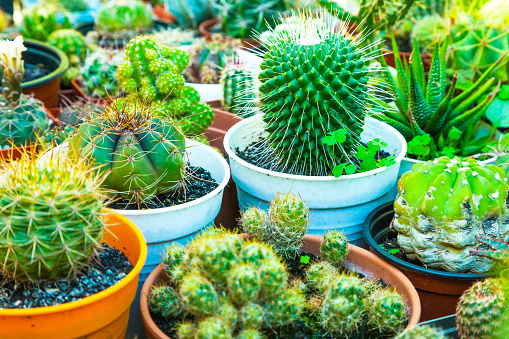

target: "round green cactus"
[196,317,232,339]
[240,242,273,265]
[396,325,447,338]
[239,303,265,329]
[321,230,349,267]
[193,234,240,284]
[80,48,123,98]
[240,208,269,240]
[258,258,288,298]
[217,298,238,328]
[163,243,185,279]
[236,329,265,339]
[394,156,509,273]
[258,12,371,175]
[0,153,106,281]
[47,29,88,85]
[21,6,71,42]
[264,288,305,328]
[96,0,153,40]
[305,261,338,291]
[40,125,74,147]
[148,285,181,318]
[176,321,196,339]
[221,62,256,116]
[68,99,186,203]
[180,273,219,317]
[366,288,407,335]
[227,264,261,303]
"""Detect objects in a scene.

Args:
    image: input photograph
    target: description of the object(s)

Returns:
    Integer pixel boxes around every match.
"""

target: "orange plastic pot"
[0,210,147,339]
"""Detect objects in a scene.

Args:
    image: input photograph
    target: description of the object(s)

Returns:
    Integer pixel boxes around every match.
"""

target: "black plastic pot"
[419,315,458,338]
[363,201,490,321]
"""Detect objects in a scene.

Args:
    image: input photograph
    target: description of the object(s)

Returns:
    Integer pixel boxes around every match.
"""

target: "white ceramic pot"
[224,115,407,247]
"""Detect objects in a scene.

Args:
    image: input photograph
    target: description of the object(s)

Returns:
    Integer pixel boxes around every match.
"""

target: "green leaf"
[357,145,368,160]
[388,248,400,254]
[499,85,509,100]
[486,97,509,128]
[334,129,347,144]
[448,127,462,140]
[361,157,377,170]
[322,135,336,146]
[440,146,457,158]
[332,164,346,178]
[345,163,357,174]
[421,134,432,145]
[300,255,310,264]
[367,141,381,155]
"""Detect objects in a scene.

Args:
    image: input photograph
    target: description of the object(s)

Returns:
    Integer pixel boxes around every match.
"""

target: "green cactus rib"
[221,62,255,116]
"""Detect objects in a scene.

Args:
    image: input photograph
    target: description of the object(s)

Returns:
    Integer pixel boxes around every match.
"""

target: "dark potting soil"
[0,243,133,309]
[22,63,51,83]
[236,140,392,176]
[107,166,218,210]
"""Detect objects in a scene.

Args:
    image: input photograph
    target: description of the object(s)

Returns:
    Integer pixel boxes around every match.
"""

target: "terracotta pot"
[71,78,114,104]
[0,209,147,339]
[382,48,432,71]
[140,234,421,338]
[199,18,260,49]
[21,39,69,108]
[364,201,489,321]
[153,4,177,22]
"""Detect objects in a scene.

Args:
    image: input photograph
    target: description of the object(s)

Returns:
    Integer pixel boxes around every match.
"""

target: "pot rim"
[363,201,492,280]
[402,155,497,165]
[21,39,69,90]
[0,209,147,315]
[223,114,408,181]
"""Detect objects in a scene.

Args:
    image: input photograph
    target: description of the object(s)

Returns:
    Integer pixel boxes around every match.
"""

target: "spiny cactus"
[410,14,449,52]
[196,317,232,338]
[456,278,508,338]
[150,27,198,48]
[241,192,309,258]
[320,230,349,267]
[0,151,107,281]
[68,98,186,204]
[236,329,264,339]
[0,36,50,148]
[21,6,71,42]
[396,325,447,338]
[96,0,153,40]
[470,236,509,274]
[58,101,104,127]
[80,48,123,99]
[393,156,509,273]
[117,36,214,136]
[48,29,88,86]
[148,285,182,318]
[366,288,407,334]
[378,39,501,160]
[221,61,256,116]
[40,125,74,147]
[305,261,338,291]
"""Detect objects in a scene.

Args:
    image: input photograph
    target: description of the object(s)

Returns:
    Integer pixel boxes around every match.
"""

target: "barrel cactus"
[321,230,349,267]
[21,6,71,42]
[80,48,123,99]
[0,151,106,281]
[393,156,509,273]
[68,98,186,203]
[366,288,408,334]
[220,61,256,116]
[96,0,153,40]
[48,29,88,86]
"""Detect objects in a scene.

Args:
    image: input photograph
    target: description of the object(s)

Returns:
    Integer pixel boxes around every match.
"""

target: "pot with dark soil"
[0,152,147,338]
[140,193,421,339]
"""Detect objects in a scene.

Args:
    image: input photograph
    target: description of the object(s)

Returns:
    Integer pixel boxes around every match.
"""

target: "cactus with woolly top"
[378,39,501,161]
[456,278,508,338]
[220,61,256,116]
[20,6,71,42]
[0,150,107,281]
[48,29,88,86]
[393,156,509,273]
[396,325,447,338]
[240,192,309,258]
[80,48,123,99]
[96,0,153,40]
[68,98,186,204]
[117,36,214,136]
[321,230,349,267]
[0,36,50,148]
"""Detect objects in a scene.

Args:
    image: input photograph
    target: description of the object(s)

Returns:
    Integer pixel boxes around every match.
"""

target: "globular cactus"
[68,98,186,203]
[393,156,509,273]
[96,0,153,40]
[40,125,74,147]
[220,61,256,116]
[80,48,123,99]
[410,14,449,53]
[48,29,88,86]
[0,151,107,281]
[227,264,261,303]
[396,325,447,338]
[366,288,408,335]
[239,303,265,329]
[148,285,182,318]
[58,101,104,127]
[236,329,264,339]
[176,321,196,339]
[21,6,71,42]
[456,278,508,338]
[305,261,338,291]
[196,317,232,339]
[117,36,214,136]
[180,274,219,316]
[264,288,306,328]
[217,298,238,328]
[320,230,349,267]
[240,192,309,258]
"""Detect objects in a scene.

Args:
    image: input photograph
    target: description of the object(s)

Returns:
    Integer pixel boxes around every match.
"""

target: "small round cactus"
[239,303,265,329]
[47,29,88,86]
[240,208,269,240]
[148,285,181,318]
[258,258,288,298]
[396,325,447,339]
[163,243,185,279]
[305,261,338,291]
[320,230,349,267]
[236,329,264,339]
[264,288,305,328]
[80,48,123,98]
[176,321,196,339]
[220,62,256,116]
[366,288,408,335]
[180,274,219,317]
[217,298,238,328]
[227,264,261,303]
[196,317,232,339]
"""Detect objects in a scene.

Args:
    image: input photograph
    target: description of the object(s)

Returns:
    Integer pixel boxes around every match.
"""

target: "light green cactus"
[21,6,71,42]
[96,0,153,40]
[320,230,349,267]
[47,29,88,86]
[148,285,182,318]
[80,48,123,99]
[366,288,408,334]
[305,261,338,291]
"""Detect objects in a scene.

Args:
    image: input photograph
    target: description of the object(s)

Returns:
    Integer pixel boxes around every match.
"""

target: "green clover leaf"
[322,135,336,146]
[300,255,310,264]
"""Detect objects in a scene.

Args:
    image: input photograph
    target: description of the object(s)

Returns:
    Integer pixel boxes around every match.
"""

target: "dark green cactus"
[48,29,88,86]
[80,48,123,99]
[220,61,256,116]
[96,0,153,40]
[21,6,71,42]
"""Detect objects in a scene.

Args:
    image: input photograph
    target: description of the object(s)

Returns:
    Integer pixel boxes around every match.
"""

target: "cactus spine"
[221,61,256,116]
[80,48,123,99]
[320,230,349,267]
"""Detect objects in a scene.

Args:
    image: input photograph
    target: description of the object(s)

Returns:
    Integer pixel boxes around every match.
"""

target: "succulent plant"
[150,27,198,48]
[68,98,186,203]
[40,125,74,147]
[410,14,449,52]
[393,156,509,273]
[378,39,501,161]
[396,325,447,338]
[20,6,71,42]
[320,230,349,267]
[80,48,123,99]
[0,36,50,148]
[456,278,508,338]
[220,61,256,116]
[48,29,88,86]
[58,100,105,127]
[148,285,182,318]
[96,0,153,40]
[117,36,214,136]
[366,288,407,334]
[0,151,107,281]
[240,192,309,258]
[305,261,338,291]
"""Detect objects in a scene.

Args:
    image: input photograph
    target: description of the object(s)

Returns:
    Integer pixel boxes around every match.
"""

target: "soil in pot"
[0,243,133,309]
[23,63,51,82]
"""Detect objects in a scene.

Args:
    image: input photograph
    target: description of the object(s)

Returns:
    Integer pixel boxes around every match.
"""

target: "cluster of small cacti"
[393,156,509,273]
[40,125,75,147]
[0,36,50,148]
[241,192,310,258]
[95,0,153,40]
[68,98,186,204]
[80,48,123,98]
[220,61,256,116]
[47,29,88,86]
[117,36,214,136]
[0,151,107,281]
[20,6,71,42]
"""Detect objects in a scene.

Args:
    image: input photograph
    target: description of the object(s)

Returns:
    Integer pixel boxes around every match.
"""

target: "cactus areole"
[394,156,509,273]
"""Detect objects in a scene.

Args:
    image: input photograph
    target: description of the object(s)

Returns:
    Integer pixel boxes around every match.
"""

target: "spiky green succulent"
[40,125,74,147]
[305,261,338,291]
[410,14,449,52]
[320,230,349,267]
[0,152,107,281]
[470,236,509,274]
[148,285,182,318]
[20,6,71,42]
[48,29,88,86]
[68,98,186,203]
[58,101,104,127]
[221,62,256,116]
[117,36,214,136]
[396,325,447,338]
[80,48,123,99]
[366,288,407,334]
[241,192,309,258]
[394,156,509,273]
[96,0,153,40]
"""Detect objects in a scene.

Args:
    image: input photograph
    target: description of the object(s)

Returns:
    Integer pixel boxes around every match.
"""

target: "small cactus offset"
[80,48,123,99]
[396,325,447,339]
[320,230,349,267]
[220,61,256,116]
[148,285,182,318]
[96,0,153,40]
[47,29,88,86]
[21,6,71,42]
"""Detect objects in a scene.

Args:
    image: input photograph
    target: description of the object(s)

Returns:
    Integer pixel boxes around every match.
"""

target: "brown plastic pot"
[364,201,489,321]
[140,234,421,338]
[199,18,260,49]
[382,48,432,71]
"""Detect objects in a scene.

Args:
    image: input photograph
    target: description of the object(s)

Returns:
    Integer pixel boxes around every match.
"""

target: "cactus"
[40,125,74,147]
[58,101,104,127]
[220,61,256,116]
[80,48,123,99]
[410,14,449,53]
[456,278,508,338]
[96,0,153,40]
[236,329,264,339]
[305,261,338,291]
[148,285,182,318]
[45,0,88,12]
[0,36,50,148]
[48,29,88,86]
[117,36,214,136]
[68,98,186,203]
[320,230,349,267]
[21,6,71,42]
[396,325,447,338]
[239,303,265,329]
[393,156,509,273]
[227,264,261,303]
[366,288,407,334]
[0,150,107,281]
[151,27,198,48]
[196,317,232,339]
[240,192,309,258]
[378,39,501,160]
[180,273,219,316]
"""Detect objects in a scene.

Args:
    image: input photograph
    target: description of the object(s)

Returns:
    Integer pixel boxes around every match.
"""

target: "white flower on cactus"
[0,36,26,72]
